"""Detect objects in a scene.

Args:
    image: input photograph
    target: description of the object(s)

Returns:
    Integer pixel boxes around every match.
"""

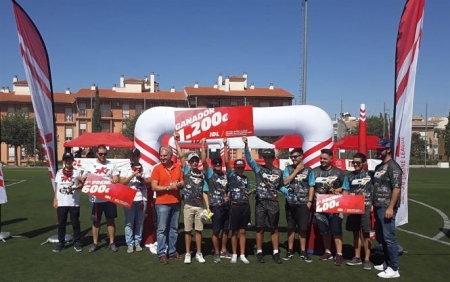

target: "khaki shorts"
[184,204,204,232]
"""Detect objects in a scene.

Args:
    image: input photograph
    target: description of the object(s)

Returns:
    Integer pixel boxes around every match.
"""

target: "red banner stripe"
[303,137,333,160]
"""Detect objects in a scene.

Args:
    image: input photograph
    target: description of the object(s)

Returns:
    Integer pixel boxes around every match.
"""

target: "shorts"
[211,205,230,233]
[91,201,117,222]
[255,199,279,229]
[285,203,311,231]
[229,203,251,231]
[346,207,371,233]
[315,213,343,236]
[184,204,204,232]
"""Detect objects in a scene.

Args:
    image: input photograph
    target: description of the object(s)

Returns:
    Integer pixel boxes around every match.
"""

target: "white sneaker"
[377,267,400,278]
[240,255,250,264]
[148,243,157,254]
[184,253,192,264]
[374,264,386,271]
[127,245,134,254]
[231,254,238,263]
[195,253,206,263]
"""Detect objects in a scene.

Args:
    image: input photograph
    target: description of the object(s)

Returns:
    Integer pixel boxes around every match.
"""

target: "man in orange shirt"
[151,146,184,265]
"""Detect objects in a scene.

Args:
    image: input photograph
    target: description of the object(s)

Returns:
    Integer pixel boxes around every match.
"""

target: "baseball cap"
[377,139,392,149]
[261,149,275,157]
[188,153,200,161]
[130,148,141,157]
[62,152,74,161]
[234,159,246,167]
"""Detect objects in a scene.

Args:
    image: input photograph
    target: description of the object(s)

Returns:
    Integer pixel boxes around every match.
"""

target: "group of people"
[53,135,402,279]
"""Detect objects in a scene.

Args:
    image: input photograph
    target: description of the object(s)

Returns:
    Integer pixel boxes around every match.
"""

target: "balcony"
[65,115,73,122]
[78,109,87,117]
[101,110,112,117]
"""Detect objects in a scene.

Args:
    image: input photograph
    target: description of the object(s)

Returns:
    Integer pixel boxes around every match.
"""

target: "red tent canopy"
[64,132,134,148]
[334,135,380,150]
[273,135,303,149]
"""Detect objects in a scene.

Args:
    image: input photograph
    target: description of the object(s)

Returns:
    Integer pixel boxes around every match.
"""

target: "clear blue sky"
[1,0,449,119]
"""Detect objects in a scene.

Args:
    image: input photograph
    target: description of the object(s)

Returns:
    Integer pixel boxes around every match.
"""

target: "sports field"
[0,168,449,282]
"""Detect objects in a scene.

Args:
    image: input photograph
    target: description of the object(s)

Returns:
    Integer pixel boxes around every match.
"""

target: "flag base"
[0,231,11,242]
[41,234,73,245]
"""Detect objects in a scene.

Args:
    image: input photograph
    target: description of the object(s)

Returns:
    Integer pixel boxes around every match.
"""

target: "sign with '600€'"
[175,106,254,141]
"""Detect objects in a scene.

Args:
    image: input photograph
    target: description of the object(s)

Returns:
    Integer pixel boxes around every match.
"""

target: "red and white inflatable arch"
[134,105,333,168]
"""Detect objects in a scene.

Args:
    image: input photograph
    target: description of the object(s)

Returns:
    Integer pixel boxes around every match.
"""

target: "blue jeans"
[124,201,147,246]
[375,207,399,271]
[155,203,180,257]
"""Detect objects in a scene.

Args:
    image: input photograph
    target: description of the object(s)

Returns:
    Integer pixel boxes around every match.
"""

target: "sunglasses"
[234,166,245,169]
[351,161,362,165]
[98,153,107,156]
[289,155,301,159]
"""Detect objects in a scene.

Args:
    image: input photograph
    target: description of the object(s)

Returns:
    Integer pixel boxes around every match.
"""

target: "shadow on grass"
[19,224,58,238]
[0,217,28,227]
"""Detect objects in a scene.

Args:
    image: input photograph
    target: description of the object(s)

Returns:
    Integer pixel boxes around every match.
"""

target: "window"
[21,148,26,160]
[8,146,14,161]
[65,127,73,141]
[101,103,111,117]
[79,122,86,135]
[8,107,15,117]
[230,100,238,106]
[65,107,73,121]
[101,122,110,132]
[21,107,29,119]
[259,102,270,107]
[122,103,130,118]
[78,102,86,117]
[207,100,219,108]
[135,104,143,115]
[282,101,290,106]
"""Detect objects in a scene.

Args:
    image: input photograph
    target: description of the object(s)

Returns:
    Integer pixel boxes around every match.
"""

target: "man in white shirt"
[53,152,84,252]
[82,145,120,253]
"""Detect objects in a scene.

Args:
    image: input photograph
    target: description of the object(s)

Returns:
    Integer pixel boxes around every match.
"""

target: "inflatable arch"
[134,105,333,168]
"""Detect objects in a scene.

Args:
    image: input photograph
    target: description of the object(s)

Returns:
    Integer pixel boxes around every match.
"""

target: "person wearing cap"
[200,138,231,263]
[120,148,152,254]
[173,132,210,264]
[313,148,349,266]
[82,144,120,253]
[223,138,250,264]
[345,152,374,270]
[243,136,283,264]
[280,148,315,263]
[150,145,184,264]
[373,140,402,279]
[52,152,84,252]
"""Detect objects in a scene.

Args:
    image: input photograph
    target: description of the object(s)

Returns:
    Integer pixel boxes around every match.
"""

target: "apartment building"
[411,115,448,160]
[0,72,293,165]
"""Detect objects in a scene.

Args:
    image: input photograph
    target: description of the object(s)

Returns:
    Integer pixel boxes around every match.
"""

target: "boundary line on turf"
[397,198,450,246]
[5,180,26,187]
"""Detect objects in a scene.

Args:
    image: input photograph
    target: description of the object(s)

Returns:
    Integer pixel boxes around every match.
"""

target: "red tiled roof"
[124,78,144,84]
[76,88,187,100]
[13,80,28,86]
[184,86,293,98]
[229,76,246,82]
[0,92,74,103]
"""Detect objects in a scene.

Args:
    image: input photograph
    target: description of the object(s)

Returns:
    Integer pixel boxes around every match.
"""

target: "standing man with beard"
[244,136,283,264]
[313,148,349,266]
[83,145,120,253]
[151,146,184,264]
[345,153,373,270]
[201,138,231,263]
[174,132,210,264]
[373,140,402,279]
[280,148,315,263]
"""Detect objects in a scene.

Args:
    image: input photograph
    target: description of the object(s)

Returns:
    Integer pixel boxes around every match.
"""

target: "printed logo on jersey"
[351,177,371,186]
[216,177,227,187]
[262,172,280,182]
[189,175,203,185]
[295,173,308,182]
[95,167,110,175]
[315,176,338,185]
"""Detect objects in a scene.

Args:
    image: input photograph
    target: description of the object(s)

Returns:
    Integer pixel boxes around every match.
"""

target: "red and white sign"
[82,174,137,208]
[0,164,7,204]
[316,194,365,214]
[175,106,254,141]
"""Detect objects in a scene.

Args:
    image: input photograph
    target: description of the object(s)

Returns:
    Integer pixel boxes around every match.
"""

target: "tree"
[122,114,141,140]
[0,111,35,165]
[353,115,389,139]
[92,87,102,132]
[410,132,426,164]
[22,119,44,162]
[445,111,450,160]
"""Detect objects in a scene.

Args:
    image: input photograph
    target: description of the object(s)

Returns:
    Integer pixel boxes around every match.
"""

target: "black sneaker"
[283,250,294,261]
[257,252,265,263]
[52,243,65,253]
[300,251,313,263]
[73,242,83,252]
[273,253,282,264]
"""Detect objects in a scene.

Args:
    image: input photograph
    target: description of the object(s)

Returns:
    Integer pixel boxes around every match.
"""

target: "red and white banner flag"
[316,194,365,214]
[0,164,7,204]
[393,0,425,226]
[175,106,254,141]
[358,104,367,156]
[82,174,137,209]
[12,1,58,188]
